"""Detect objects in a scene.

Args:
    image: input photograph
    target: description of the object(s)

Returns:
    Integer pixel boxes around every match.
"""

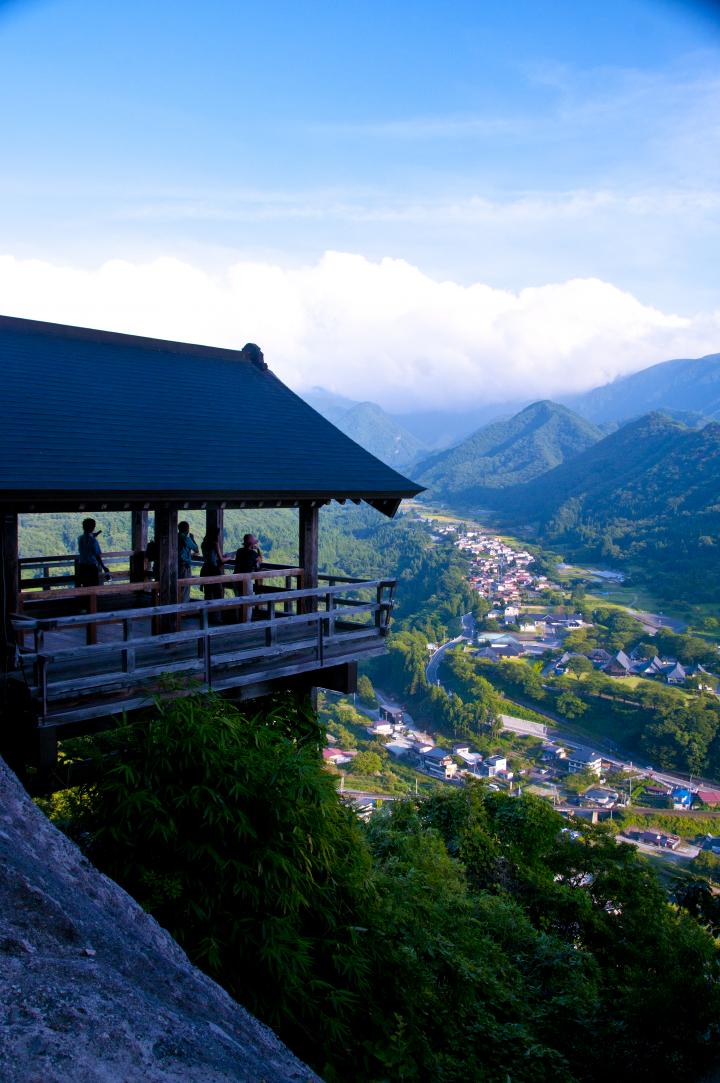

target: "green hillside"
[333,401,428,470]
[497,413,720,601]
[416,400,602,502]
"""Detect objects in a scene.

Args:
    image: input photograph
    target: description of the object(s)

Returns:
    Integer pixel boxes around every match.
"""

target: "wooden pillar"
[130,509,148,582]
[299,503,319,613]
[155,506,178,614]
[1,512,19,661]
[205,508,224,551]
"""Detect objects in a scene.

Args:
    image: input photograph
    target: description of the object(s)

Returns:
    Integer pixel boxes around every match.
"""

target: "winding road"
[425,612,475,686]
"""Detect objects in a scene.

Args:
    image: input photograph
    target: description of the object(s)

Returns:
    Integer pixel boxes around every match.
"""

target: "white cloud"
[1,251,718,411]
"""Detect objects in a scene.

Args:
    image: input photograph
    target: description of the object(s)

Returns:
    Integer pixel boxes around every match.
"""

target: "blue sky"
[1,0,719,409]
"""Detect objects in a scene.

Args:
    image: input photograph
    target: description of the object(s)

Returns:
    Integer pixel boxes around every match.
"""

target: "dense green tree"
[567,655,593,676]
[356,674,378,707]
[351,750,384,776]
[557,690,588,719]
[52,708,720,1082]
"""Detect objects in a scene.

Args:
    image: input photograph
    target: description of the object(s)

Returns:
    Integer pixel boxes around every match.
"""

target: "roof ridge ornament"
[239,342,268,371]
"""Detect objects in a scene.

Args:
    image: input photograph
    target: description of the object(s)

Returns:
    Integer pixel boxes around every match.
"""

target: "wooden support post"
[326,591,336,641]
[299,503,319,615]
[205,508,224,549]
[130,509,148,582]
[1,512,19,665]
[36,726,58,780]
[155,506,178,631]
[122,619,135,674]
[237,575,250,623]
[86,591,98,645]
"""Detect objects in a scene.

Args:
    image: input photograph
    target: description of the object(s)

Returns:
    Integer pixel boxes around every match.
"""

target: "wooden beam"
[130,509,148,581]
[1,511,19,661]
[155,506,178,616]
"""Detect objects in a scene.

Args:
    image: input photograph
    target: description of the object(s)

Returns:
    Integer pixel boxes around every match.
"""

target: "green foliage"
[350,750,383,776]
[417,400,602,503]
[563,769,596,795]
[356,674,378,707]
[653,628,719,668]
[689,850,720,884]
[52,706,720,1082]
[67,693,375,1066]
[557,690,588,719]
[615,811,720,840]
[492,413,720,603]
[567,655,593,675]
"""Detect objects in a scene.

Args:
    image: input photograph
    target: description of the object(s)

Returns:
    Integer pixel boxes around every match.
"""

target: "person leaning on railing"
[76,518,111,587]
[200,526,226,623]
[233,533,263,589]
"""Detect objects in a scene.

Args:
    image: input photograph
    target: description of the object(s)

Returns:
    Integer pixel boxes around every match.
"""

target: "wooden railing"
[18,553,300,591]
[20,551,134,590]
[11,578,396,726]
[17,564,305,643]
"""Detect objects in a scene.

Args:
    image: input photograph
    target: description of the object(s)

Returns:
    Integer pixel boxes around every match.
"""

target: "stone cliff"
[0,758,320,1082]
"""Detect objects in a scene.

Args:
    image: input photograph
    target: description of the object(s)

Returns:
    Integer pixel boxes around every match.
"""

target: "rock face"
[0,758,320,1083]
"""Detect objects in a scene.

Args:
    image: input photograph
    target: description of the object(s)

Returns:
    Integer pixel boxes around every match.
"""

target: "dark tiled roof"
[0,315,423,513]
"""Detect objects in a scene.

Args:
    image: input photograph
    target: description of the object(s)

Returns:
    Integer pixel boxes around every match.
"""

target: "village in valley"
[322,512,720,872]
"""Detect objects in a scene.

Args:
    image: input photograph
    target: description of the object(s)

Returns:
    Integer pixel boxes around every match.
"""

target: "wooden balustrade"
[10,578,396,726]
[17,564,305,643]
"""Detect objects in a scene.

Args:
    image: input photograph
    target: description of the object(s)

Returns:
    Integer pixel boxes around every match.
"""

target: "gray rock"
[0,757,321,1082]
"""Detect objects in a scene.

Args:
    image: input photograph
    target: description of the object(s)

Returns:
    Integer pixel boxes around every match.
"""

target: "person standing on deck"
[233,532,263,606]
[76,518,110,588]
[233,533,263,577]
[178,521,199,602]
[200,526,226,621]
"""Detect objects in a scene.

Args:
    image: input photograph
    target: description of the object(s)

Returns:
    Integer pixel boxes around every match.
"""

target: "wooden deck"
[9,576,396,731]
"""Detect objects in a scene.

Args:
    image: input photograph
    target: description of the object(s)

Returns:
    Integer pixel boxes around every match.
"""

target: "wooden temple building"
[0,314,422,788]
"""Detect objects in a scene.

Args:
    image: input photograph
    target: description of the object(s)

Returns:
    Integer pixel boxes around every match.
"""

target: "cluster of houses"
[474,611,588,662]
[443,526,551,604]
[547,646,717,690]
[362,705,516,782]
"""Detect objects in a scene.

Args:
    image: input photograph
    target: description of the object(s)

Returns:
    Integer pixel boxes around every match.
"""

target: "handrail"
[19,566,304,603]
[14,578,396,631]
[318,572,380,585]
[18,603,384,666]
[20,550,133,566]
[20,553,301,568]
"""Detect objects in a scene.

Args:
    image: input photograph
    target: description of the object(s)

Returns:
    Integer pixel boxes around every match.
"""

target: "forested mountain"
[565,352,720,424]
[331,401,428,470]
[300,391,428,469]
[415,400,602,503]
[497,412,720,601]
[300,386,360,422]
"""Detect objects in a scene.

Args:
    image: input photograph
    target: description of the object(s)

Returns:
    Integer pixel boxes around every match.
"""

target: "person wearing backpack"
[178,521,199,602]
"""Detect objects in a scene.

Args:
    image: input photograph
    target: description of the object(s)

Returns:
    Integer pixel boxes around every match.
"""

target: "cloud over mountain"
[1,250,718,412]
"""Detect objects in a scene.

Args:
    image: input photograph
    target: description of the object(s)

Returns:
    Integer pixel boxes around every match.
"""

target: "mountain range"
[564,352,720,425]
[301,356,720,599]
[414,401,603,502]
[495,412,720,601]
[300,351,720,473]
